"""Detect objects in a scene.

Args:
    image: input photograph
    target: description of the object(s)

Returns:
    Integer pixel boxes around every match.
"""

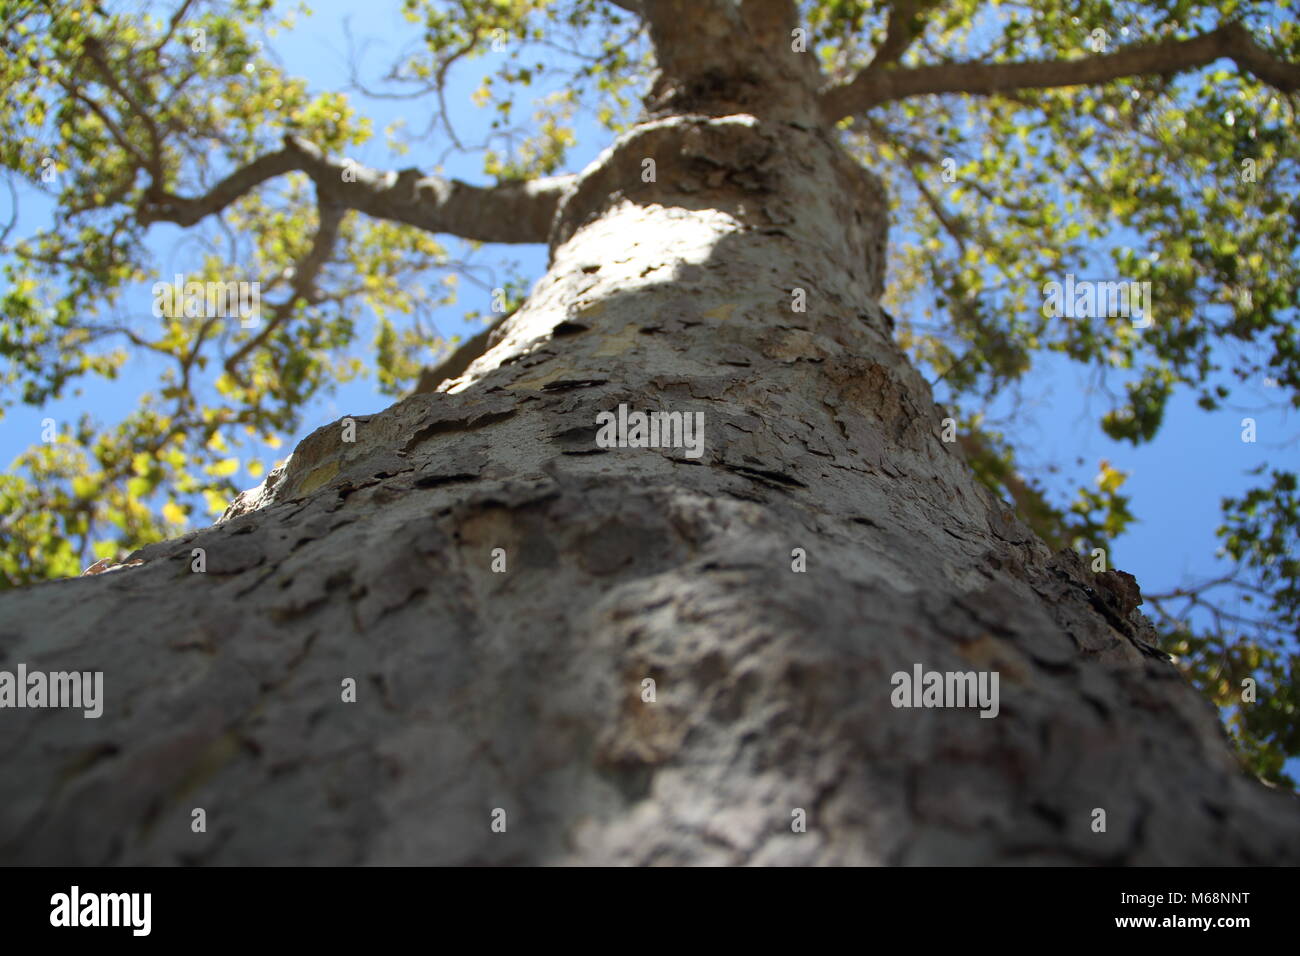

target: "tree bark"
[3,6,1298,866]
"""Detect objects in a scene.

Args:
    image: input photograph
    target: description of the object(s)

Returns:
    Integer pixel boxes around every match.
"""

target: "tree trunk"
[3,10,1298,865]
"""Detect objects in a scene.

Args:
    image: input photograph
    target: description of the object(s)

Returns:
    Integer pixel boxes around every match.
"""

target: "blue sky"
[3,0,1296,771]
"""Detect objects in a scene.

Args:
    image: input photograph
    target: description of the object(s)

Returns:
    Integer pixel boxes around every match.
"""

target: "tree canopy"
[1,0,1297,783]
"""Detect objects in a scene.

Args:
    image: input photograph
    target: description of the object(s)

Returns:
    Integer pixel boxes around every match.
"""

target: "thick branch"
[138,136,575,244]
[640,0,737,78]
[136,146,302,226]
[639,0,817,118]
[820,21,1300,122]
[287,198,345,303]
[869,0,930,71]
[638,0,799,76]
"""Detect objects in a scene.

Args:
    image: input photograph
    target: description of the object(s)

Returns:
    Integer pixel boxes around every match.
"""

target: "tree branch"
[148,0,197,56]
[137,135,575,244]
[136,145,302,226]
[868,0,930,72]
[42,71,151,168]
[223,197,346,380]
[78,34,166,182]
[820,21,1300,123]
[288,198,346,303]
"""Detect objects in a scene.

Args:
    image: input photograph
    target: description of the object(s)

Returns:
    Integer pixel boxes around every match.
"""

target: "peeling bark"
[2,3,1298,867]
